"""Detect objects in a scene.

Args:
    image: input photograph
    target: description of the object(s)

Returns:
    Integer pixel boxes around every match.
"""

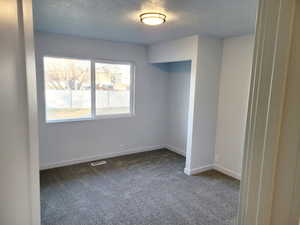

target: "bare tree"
[44,58,90,90]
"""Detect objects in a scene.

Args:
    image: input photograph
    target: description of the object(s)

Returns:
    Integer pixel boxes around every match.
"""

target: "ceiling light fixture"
[140,12,166,26]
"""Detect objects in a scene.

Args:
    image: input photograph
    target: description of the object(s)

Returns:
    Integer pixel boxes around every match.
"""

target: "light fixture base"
[140,12,166,26]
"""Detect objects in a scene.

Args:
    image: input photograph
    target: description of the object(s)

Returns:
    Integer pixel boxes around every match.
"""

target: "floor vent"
[90,161,107,167]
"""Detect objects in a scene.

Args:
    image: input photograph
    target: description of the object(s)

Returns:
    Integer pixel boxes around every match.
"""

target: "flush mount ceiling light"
[140,12,166,26]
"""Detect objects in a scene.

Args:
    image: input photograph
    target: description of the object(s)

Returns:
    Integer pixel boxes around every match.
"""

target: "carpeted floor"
[40,149,240,225]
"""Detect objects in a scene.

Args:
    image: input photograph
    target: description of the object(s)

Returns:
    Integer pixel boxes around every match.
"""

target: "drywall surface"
[37,33,250,179]
[0,0,38,224]
[35,32,169,169]
[148,35,198,63]
[148,35,223,174]
[166,61,191,155]
[186,37,223,173]
[214,35,254,179]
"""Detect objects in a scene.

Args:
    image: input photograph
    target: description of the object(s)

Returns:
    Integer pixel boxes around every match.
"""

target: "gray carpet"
[40,149,239,225]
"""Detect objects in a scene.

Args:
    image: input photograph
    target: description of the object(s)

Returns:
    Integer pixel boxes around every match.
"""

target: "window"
[44,57,92,121]
[44,57,134,122]
[95,62,131,116]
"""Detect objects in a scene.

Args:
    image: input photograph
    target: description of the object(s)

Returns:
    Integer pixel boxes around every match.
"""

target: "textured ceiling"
[32,0,258,44]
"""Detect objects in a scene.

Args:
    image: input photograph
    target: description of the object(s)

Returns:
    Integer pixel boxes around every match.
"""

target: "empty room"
[4,0,277,224]
[4,0,300,225]
[31,1,257,225]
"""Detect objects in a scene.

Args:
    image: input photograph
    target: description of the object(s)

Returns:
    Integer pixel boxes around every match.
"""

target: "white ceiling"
[32,0,258,45]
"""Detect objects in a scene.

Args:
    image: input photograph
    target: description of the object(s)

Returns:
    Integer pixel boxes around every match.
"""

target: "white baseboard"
[165,145,186,156]
[40,145,164,170]
[213,164,241,180]
[184,164,214,176]
[41,145,241,181]
[183,164,241,180]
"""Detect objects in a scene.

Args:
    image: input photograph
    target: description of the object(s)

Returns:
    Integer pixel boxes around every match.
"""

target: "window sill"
[94,113,134,120]
[45,113,135,124]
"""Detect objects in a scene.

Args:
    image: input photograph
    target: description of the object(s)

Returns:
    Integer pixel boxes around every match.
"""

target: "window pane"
[44,57,91,121]
[95,62,131,116]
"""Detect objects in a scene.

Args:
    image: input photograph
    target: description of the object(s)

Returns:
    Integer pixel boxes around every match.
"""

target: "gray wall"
[35,32,169,169]
[166,61,191,155]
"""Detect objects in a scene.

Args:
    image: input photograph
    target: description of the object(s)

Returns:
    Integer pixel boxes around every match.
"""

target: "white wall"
[0,0,39,224]
[148,36,198,63]
[166,61,191,156]
[186,37,223,173]
[35,32,169,169]
[37,33,253,180]
[214,35,254,179]
[148,36,223,175]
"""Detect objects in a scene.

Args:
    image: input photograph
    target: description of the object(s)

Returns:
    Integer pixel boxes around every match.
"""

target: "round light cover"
[140,12,166,26]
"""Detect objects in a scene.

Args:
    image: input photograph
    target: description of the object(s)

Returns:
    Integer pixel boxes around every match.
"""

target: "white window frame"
[92,59,135,120]
[43,56,135,123]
